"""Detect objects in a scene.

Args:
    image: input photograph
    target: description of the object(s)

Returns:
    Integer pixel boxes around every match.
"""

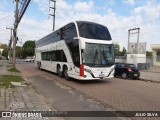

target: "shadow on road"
[40,69,110,85]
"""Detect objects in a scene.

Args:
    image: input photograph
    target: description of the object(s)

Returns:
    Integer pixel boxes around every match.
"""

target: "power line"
[0,13,13,21]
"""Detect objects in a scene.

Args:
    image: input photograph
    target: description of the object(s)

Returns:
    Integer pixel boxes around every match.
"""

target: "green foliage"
[16,46,22,58]
[0,44,7,49]
[8,67,20,72]
[2,48,8,59]
[22,40,35,58]
[146,51,153,56]
[0,44,8,59]
[114,44,127,56]
[0,75,24,88]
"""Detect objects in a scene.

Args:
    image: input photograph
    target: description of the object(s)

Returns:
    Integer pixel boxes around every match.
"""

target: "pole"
[13,0,19,67]
[137,28,140,54]
[6,27,13,61]
[49,0,56,31]
[53,0,56,31]
[128,29,130,53]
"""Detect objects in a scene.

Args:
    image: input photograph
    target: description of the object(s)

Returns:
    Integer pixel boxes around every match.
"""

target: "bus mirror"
[80,41,85,49]
[73,37,79,40]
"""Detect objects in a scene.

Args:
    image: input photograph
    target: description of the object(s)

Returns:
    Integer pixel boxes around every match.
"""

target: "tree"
[2,48,8,59]
[0,44,7,49]
[16,46,22,58]
[0,44,8,59]
[146,51,153,56]
[22,40,35,58]
[114,44,127,56]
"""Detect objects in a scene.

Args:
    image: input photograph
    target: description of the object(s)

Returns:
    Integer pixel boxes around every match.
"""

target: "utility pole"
[128,27,140,54]
[12,0,31,67]
[12,0,19,67]
[49,0,56,31]
[128,29,130,53]
[6,27,13,61]
[137,28,140,54]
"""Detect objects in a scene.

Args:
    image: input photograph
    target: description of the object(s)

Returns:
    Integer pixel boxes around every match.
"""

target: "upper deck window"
[77,21,112,40]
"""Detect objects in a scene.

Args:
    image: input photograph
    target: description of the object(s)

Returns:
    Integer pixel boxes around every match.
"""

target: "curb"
[139,78,160,83]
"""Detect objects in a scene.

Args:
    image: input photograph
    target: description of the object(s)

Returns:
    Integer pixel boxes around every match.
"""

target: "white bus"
[35,21,115,80]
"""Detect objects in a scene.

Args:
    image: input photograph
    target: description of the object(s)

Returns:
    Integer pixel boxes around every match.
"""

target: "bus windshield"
[82,43,114,67]
[77,21,111,40]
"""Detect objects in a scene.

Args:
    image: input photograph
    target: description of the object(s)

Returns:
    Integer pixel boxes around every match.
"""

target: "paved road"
[17,64,125,120]
[17,64,160,118]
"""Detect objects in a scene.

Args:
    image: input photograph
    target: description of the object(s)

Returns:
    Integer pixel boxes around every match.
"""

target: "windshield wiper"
[93,50,98,66]
[101,50,109,65]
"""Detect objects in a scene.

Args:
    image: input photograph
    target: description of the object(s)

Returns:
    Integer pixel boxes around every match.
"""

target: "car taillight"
[128,68,132,71]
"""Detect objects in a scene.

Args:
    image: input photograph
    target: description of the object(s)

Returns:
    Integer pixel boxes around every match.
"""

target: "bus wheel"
[64,66,70,80]
[57,65,63,78]
[38,62,41,70]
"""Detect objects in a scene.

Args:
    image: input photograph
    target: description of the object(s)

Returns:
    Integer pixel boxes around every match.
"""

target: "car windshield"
[82,43,114,67]
[129,64,138,70]
[129,64,136,68]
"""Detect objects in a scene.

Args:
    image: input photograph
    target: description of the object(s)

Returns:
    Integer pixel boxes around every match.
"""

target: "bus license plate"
[99,74,105,78]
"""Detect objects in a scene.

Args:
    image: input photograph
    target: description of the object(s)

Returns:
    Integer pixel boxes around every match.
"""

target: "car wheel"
[57,66,63,78]
[121,72,128,79]
[64,66,70,81]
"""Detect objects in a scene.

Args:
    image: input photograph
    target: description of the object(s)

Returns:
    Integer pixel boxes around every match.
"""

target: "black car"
[114,62,140,79]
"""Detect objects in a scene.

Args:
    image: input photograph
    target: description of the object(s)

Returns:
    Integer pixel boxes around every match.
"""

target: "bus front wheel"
[57,65,63,78]
[64,66,70,80]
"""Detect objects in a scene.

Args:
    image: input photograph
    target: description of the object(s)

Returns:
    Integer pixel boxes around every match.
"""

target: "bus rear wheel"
[57,65,63,78]
[64,66,70,80]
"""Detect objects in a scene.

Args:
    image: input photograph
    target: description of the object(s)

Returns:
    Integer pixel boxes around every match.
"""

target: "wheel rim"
[122,73,127,79]
[58,67,61,76]
[64,67,69,80]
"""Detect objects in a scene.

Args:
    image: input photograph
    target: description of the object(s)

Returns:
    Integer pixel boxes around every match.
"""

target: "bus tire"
[64,66,70,80]
[38,62,41,70]
[57,65,63,78]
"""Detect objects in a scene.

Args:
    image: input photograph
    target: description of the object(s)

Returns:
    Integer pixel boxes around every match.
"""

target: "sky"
[0,0,160,51]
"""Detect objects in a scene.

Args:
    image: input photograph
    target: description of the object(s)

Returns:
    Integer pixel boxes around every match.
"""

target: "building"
[151,44,160,66]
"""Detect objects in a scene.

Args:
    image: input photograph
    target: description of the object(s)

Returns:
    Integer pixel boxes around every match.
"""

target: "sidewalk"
[0,60,62,120]
[140,70,160,83]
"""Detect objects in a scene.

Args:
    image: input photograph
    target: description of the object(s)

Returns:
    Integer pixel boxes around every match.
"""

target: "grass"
[0,75,24,88]
[6,64,12,67]
[7,61,12,64]
[8,67,20,72]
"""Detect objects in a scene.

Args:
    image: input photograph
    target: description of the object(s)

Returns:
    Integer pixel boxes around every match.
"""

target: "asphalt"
[0,60,125,120]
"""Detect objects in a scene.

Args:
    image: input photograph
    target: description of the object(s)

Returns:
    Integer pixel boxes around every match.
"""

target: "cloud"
[133,1,160,20]
[123,0,135,5]
[73,1,94,12]
[0,0,160,51]
[108,0,116,6]
[0,1,8,11]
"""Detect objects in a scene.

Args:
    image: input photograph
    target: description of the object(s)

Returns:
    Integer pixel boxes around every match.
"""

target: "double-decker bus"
[35,21,115,80]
